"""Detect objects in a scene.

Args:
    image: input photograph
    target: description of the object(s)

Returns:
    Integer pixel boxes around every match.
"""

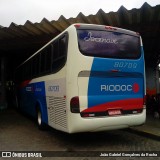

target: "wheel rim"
[38,110,42,126]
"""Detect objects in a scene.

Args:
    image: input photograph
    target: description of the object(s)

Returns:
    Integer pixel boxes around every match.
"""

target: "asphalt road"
[0,108,160,160]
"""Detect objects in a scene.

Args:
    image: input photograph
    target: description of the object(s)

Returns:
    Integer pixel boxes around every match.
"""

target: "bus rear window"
[77,30,141,59]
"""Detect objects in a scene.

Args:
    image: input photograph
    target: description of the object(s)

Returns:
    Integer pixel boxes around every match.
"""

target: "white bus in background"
[15,24,146,133]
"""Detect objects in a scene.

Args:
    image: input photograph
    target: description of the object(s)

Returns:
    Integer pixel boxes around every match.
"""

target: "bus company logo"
[26,86,33,92]
[132,83,140,93]
[48,85,59,92]
[84,32,118,44]
[101,83,139,93]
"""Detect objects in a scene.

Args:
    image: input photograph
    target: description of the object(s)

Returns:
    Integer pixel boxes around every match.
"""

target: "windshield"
[77,30,141,59]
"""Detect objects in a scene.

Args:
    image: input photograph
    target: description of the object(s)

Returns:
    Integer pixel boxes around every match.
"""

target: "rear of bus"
[67,24,146,133]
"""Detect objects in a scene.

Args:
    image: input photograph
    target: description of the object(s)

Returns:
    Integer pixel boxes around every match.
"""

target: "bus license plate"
[108,110,121,116]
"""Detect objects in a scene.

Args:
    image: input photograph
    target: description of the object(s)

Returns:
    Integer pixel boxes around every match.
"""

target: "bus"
[15,23,146,133]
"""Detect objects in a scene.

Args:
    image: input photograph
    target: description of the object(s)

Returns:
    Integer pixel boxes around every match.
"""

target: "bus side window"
[52,40,59,72]
[54,40,59,59]
[51,34,68,73]
[45,45,52,73]
[59,36,67,58]
[40,46,52,75]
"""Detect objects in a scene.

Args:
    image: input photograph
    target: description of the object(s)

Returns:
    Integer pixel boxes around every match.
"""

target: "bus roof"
[74,23,140,37]
[16,23,140,69]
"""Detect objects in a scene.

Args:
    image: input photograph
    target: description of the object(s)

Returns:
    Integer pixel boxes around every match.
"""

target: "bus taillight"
[136,32,140,35]
[74,24,81,28]
[143,95,146,105]
[70,96,80,113]
[105,26,117,30]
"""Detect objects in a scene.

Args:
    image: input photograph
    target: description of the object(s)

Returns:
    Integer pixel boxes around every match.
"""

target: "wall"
[146,67,157,96]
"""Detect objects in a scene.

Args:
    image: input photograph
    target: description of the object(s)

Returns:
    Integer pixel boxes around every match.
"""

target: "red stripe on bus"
[82,98,143,113]
[19,80,31,88]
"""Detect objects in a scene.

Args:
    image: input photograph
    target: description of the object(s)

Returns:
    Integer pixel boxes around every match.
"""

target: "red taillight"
[105,26,117,30]
[136,32,140,36]
[110,69,119,72]
[70,96,80,113]
[74,24,81,28]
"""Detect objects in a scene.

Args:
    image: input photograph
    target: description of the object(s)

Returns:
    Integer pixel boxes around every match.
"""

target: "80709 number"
[114,62,137,68]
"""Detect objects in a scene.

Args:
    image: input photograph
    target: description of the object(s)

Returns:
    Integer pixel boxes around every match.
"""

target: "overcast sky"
[0,0,160,27]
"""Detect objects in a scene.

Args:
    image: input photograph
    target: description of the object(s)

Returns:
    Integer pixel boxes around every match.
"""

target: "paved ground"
[0,108,160,160]
[131,113,160,140]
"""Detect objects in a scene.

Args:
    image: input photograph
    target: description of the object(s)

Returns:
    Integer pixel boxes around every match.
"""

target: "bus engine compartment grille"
[48,96,67,129]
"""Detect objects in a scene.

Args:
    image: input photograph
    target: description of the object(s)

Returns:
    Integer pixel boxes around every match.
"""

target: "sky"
[0,0,160,27]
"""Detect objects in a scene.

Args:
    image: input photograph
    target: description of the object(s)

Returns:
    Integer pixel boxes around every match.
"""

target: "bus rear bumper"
[68,108,146,133]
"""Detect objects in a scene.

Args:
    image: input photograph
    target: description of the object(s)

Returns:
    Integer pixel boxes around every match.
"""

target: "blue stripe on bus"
[88,47,145,108]
[34,81,48,124]
[20,81,48,124]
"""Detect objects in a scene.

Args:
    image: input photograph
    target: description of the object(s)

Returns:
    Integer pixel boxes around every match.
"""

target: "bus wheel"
[37,108,46,130]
